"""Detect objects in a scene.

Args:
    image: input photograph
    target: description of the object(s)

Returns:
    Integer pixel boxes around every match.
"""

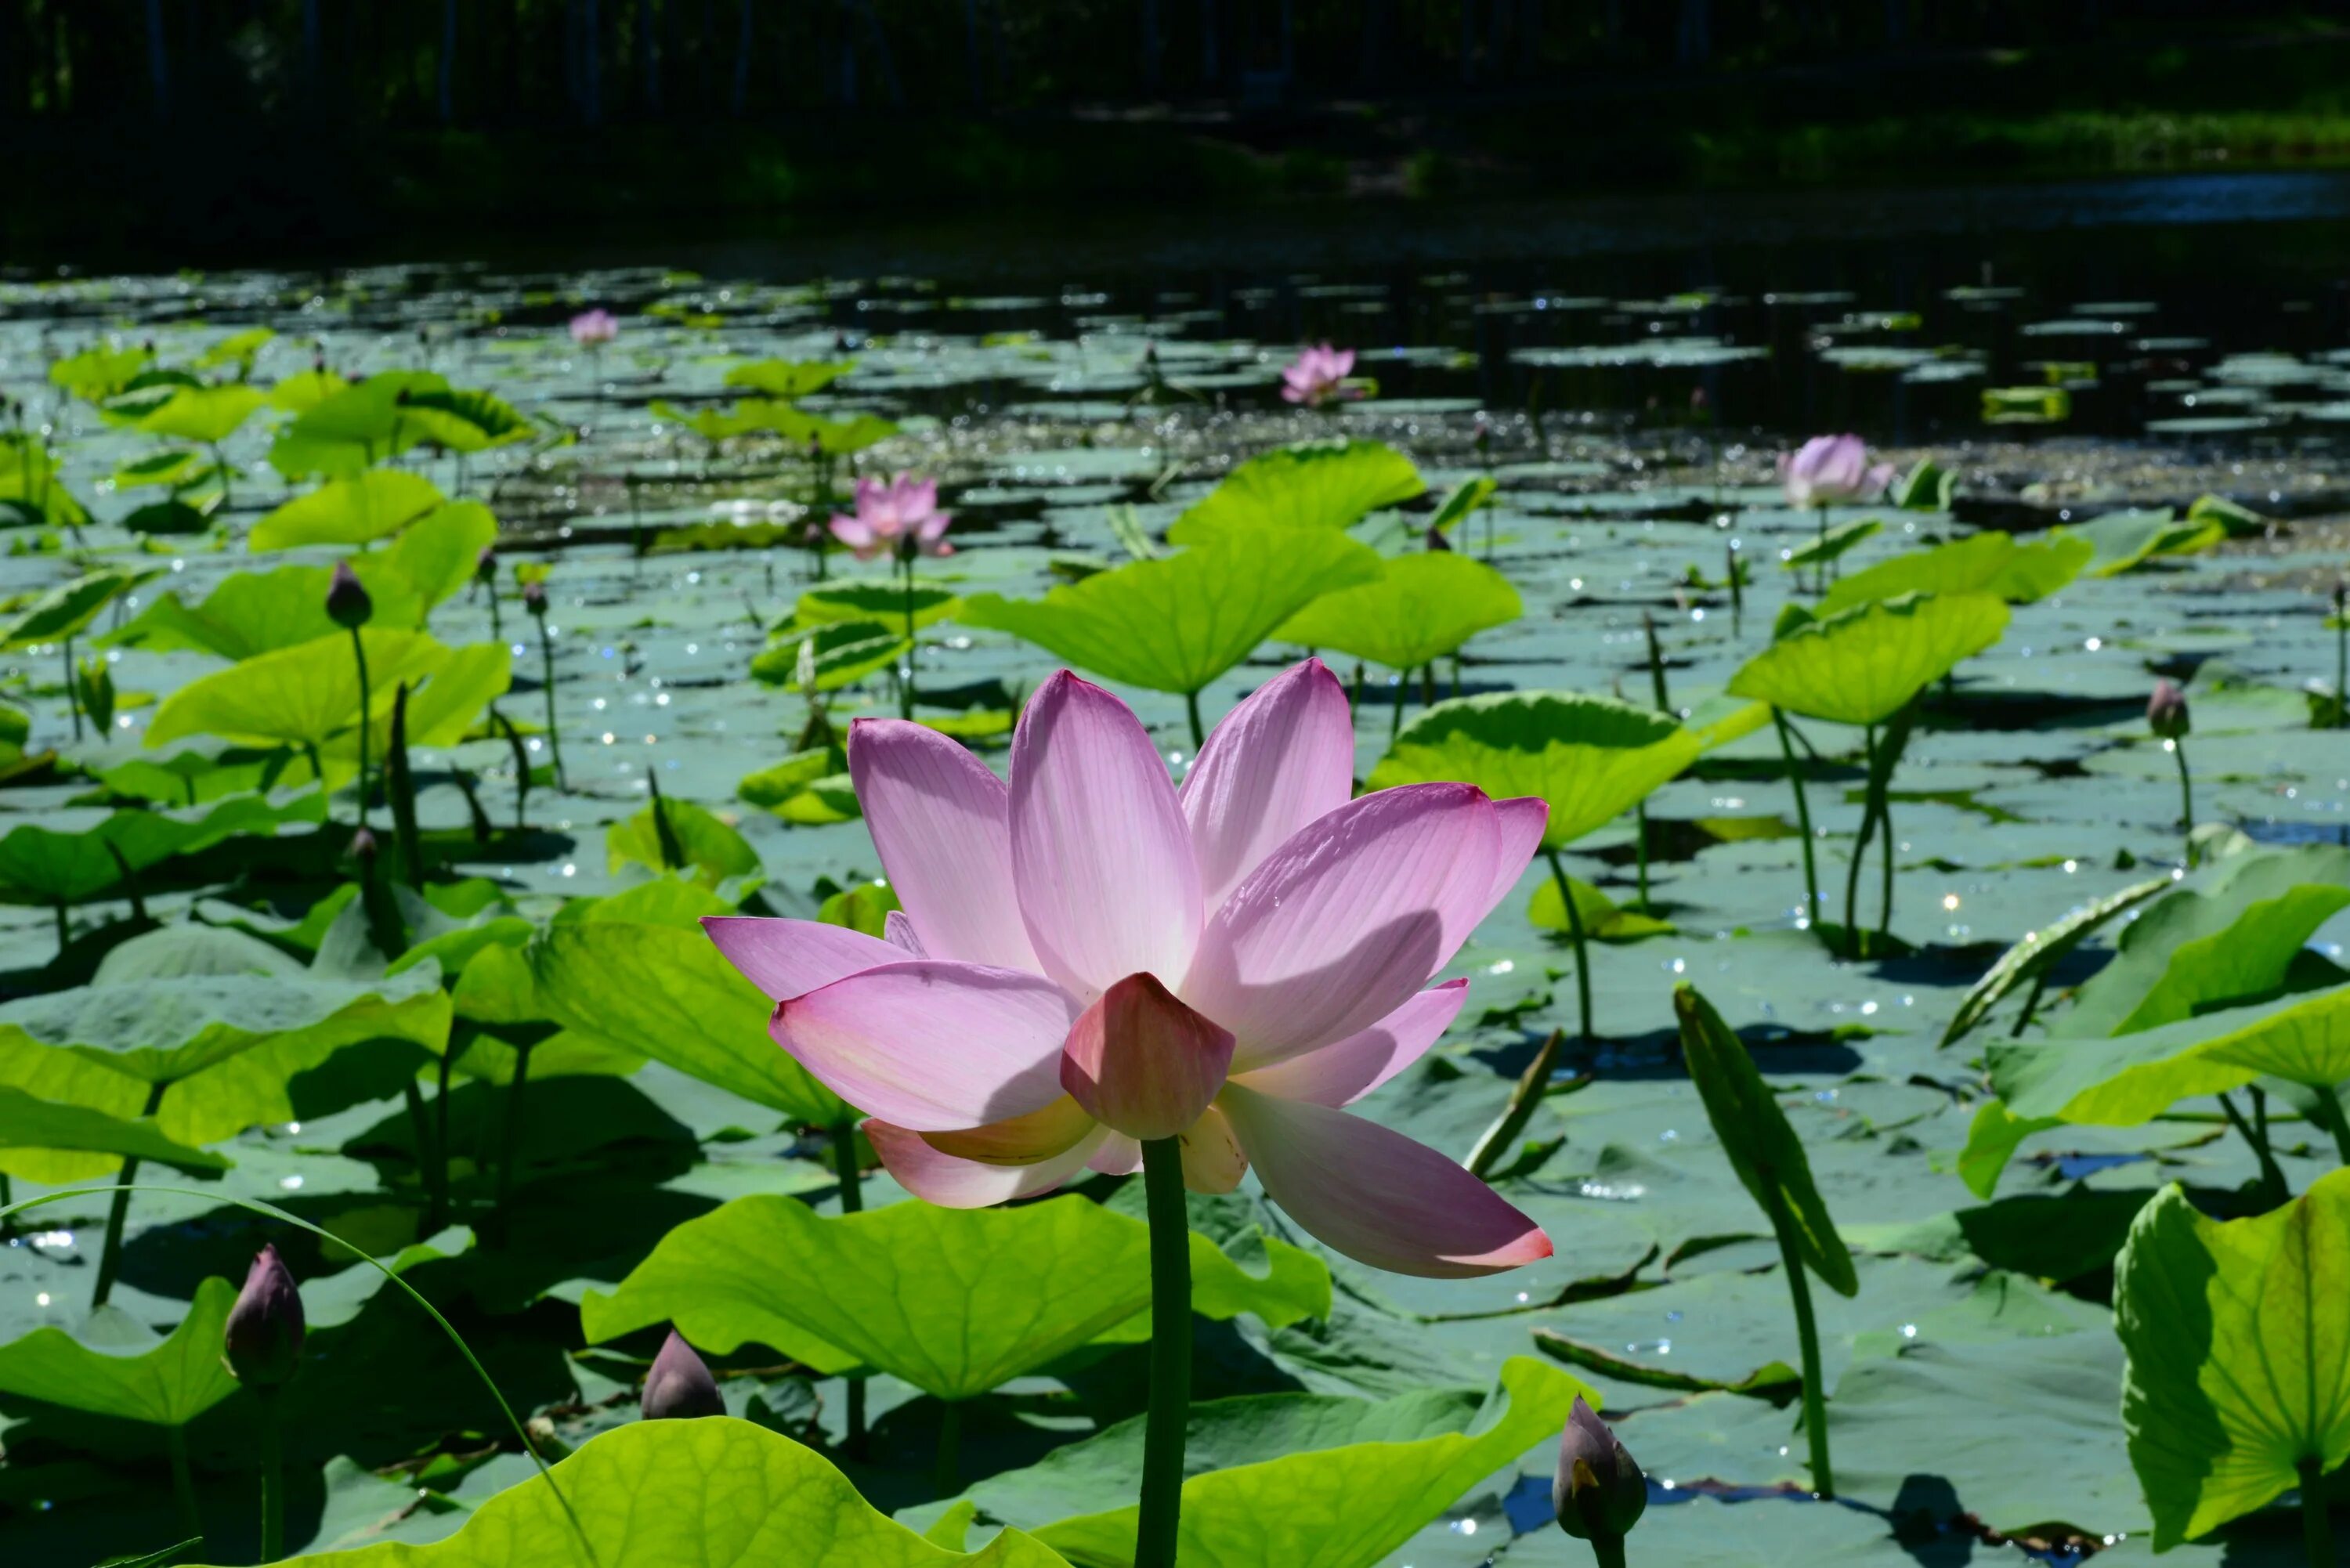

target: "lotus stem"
[1464,1029,1565,1180]
[1842,726,1883,961]
[1813,505,1828,595]
[830,1116,869,1457]
[389,684,424,887]
[92,1079,168,1308]
[1591,1537,1629,1568]
[1766,1189,1834,1498]
[428,1046,457,1234]
[2301,1454,2335,1568]
[933,1398,964,1496]
[168,1422,203,1546]
[1773,711,1823,938]
[1184,689,1206,753]
[493,708,530,831]
[212,440,232,511]
[898,551,917,720]
[2172,739,2195,869]
[1543,848,1596,1046]
[2012,970,2052,1034]
[1389,670,1407,742]
[486,580,503,648]
[1134,1135,1192,1568]
[1632,804,1651,913]
[61,633,83,739]
[1643,612,1670,714]
[2306,1084,2350,1167]
[52,900,68,956]
[2218,1092,2290,1207]
[537,627,566,792]
[1877,782,1896,948]
[491,1039,534,1248]
[257,1385,284,1562]
[403,1078,449,1227]
[347,627,373,827]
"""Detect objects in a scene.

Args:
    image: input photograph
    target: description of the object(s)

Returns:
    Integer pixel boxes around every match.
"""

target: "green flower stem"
[491,1040,535,1248]
[61,632,83,739]
[1184,689,1206,754]
[1389,667,1408,742]
[1632,804,1652,913]
[1766,1189,1834,1498]
[2173,740,2196,869]
[2219,1092,2290,1206]
[212,440,233,511]
[1134,1136,1192,1568]
[389,682,424,886]
[403,1078,449,1226]
[2012,970,2052,1034]
[2300,1455,2334,1568]
[537,623,566,792]
[1878,779,1897,948]
[168,1422,203,1547]
[1813,505,1829,596]
[830,1117,868,1458]
[2307,1085,2350,1167]
[1842,726,1883,961]
[935,1397,962,1497]
[1591,1537,1629,1568]
[92,1078,168,1308]
[898,551,917,720]
[347,627,373,827]
[1543,847,1596,1045]
[1773,711,1823,936]
[257,1384,284,1563]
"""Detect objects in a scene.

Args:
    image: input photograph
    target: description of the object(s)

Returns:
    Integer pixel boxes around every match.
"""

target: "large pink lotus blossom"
[1281,342,1364,407]
[1779,434,1895,508]
[830,473,953,562]
[569,309,620,348]
[705,659,1553,1278]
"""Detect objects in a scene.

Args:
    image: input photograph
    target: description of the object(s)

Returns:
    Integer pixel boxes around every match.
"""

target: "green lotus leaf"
[1031,1357,1583,1568]
[1938,874,2173,1047]
[194,327,274,370]
[378,502,501,618]
[748,620,906,692]
[268,368,349,416]
[606,797,761,887]
[112,449,215,491]
[321,641,512,760]
[959,529,1381,698]
[2063,508,2226,576]
[795,582,960,630]
[249,470,446,551]
[237,1416,1074,1568]
[265,371,448,479]
[0,1274,239,1426]
[732,399,899,454]
[0,434,87,528]
[102,371,203,428]
[1726,591,2009,727]
[0,1084,230,1176]
[1426,475,1496,537]
[135,385,266,445]
[50,343,154,399]
[527,920,843,1123]
[649,399,757,445]
[0,794,324,907]
[1889,457,1958,510]
[1367,690,1698,847]
[1272,551,1521,671]
[1527,872,1674,941]
[2114,1172,2350,1547]
[1781,516,1880,569]
[725,358,855,397]
[1820,531,2092,615]
[121,497,215,537]
[145,628,452,750]
[1166,438,1424,544]
[1,569,150,650]
[1673,983,1859,1296]
[580,1194,1330,1397]
[397,387,533,453]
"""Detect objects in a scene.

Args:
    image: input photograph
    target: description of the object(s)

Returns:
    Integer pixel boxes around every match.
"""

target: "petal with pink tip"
[1060,973,1234,1141]
[1009,671,1202,999]
[1184,783,1500,1070]
[868,1118,1110,1209]
[1483,796,1550,913]
[771,960,1076,1131]
[1180,659,1357,909]
[700,916,900,1003]
[848,721,1038,972]
[1219,1084,1551,1278]
[1231,980,1467,1107]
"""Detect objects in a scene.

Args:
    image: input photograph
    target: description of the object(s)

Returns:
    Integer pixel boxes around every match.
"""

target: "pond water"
[0,170,2344,1565]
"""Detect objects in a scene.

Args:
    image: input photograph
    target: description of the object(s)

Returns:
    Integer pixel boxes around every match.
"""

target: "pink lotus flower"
[705,659,1553,1278]
[1779,434,1895,508]
[1281,342,1364,407]
[568,309,620,348]
[830,472,953,562]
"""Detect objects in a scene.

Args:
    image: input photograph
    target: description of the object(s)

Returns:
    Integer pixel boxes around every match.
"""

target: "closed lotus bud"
[1553,1396,1646,1543]
[2148,679,2190,740]
[223,1245,306,1387]
[642,1330,725,1420]
[326,560,372,630]
[349,826,378,862]
[476,547,497,585]
[522,579,548,616]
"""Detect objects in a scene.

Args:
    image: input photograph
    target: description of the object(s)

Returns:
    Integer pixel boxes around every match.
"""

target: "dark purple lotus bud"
[642,1330,725,1420]
[1554,1396,1646,1543]
[522,579,548,616]
[223,1245,306,1387]
[475,546,497,584]
[326,560,372,630]
[349,826,378,861]
[2148,679,2190,741]
[1426,523,1452,552]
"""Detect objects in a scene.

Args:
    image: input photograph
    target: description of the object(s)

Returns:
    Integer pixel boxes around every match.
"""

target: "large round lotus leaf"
[1273,551,1521,671]
[725,357,854,397]
[2115,1172,2350,1548]
[249,469,446,551]
[146,628,452,750]
[0,569,149,651]
[796,581,960,630]
[0,1274,239,1425]
[1726,591,2009,726]
[1367,690,1700,847]
[134,384,266,445]
[1167,437,1424,544]
[1820,531,2092,614]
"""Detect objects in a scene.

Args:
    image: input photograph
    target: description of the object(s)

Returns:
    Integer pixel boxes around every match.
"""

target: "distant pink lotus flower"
[705,659,1553,1278]
[1780,434,1895,508]
[1281,342,1364,407]
[568,309,620,349]
[830,472,953,562]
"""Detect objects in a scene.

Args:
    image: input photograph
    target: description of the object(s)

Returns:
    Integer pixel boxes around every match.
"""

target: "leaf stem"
[538,625,566,792]
[2301,1454,2335,1568]
[348,627,372,828]
[898,551,917,721]
[2306,1084,2350,1168]
[92,1078,168,1308]
[2219,1091,2290,1207]
[1766,1190,1833,1498]
[168,1422,204,1548]
[1842,726,1882,961]
[61,632,83,739]
[1773,710,1823,938]
[2173,739,2196,869]
[1135,1136,1191,1568]
[1184,689,1205,754]
[830,1116,868,1458]
[257,1386,283,1563]
[1544,848,1596,1045]
[1632,803,1651,914]
[492,1040,534,1248]
[935,1397,962,1498]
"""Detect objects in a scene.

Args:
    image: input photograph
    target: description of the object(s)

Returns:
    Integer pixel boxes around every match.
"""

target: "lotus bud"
[1059,972,1235,1142]
[2148,679,2190,741]
[223,1245,306,1387]
[349,826,378,862]
[641,1330,726,1420]
[475,546,497,585]
[522,579,548,616]
[326,560,372,630]
[1426,523,1452,553]
[1553,1396,1646,1544]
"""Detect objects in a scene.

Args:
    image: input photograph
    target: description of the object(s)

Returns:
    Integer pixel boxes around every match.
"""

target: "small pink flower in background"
[705,659,1553,1278]
[1780,434,1895,508]
[830,473,953,562]
[568,309,620,349]
[1281,342,1364,406]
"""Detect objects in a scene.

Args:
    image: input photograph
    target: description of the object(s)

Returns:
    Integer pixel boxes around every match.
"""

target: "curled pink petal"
[1183,782,1501,1070]
[1231,980,1467,1107]
[1219,1084,1552,1277]
[1010,671,1202,999]
[868,1117,1110,1209]
[1060,973,1235,1141]
[848,720,1039,971]
[700,916,898,1003]
[1180,657,1357,910]
[771,960,1077,1131]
